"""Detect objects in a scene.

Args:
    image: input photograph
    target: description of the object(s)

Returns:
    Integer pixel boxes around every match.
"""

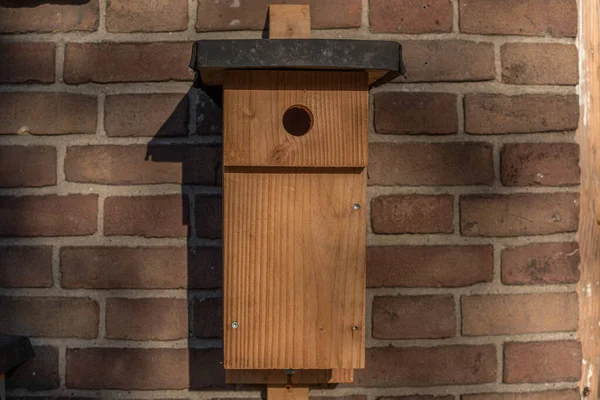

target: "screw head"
[352,203,361,211]
[231,321,238,329]
[352,325,360,331]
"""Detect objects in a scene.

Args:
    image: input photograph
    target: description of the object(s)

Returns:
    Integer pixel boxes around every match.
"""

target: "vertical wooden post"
[577,1,600,398]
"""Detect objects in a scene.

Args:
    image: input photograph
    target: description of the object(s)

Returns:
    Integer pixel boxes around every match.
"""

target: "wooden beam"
[577,1,600,398]
[267,385,309,400]
[269,4,311,39]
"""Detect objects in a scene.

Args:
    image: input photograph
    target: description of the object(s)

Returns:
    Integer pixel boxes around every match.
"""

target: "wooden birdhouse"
[190,5,404,398]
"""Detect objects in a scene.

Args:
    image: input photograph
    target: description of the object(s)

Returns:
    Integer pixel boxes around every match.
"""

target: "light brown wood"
[226,368,354,384]
[269,4,311,39]
[268,385,309,400]
[577,1,600,398]
[223,70,368,167]
[223,168,366,370]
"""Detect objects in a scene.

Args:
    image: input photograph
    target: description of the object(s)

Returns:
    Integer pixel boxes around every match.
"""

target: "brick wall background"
[0,0,582,399]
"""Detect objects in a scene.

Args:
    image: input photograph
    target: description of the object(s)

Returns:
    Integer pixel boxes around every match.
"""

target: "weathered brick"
[502,242,580,285]
[462,293,578,336]
[371,195,453,234]
[0,92,97,135]
[501,44,578,85]
[105,94,188,137]
[195,196,223,239]
[465,94,579,134]
[194,297,223,338]
[0,43,54,83]
[368,245,493,288]
[65,145,222,185]
[374,92,457,135]
[196,0,361,31]
[6,346,59,390]
[106,298,187,340]
[64,43,193,84]
[67,348,188,389]
[0,146,56,188]
[370,0,453,33]
[373,295,456,339]
[369,143,493,186]
[104,195,188,237]
[0,246,53,288]
[61,246,222,289]
[460,193,579,237]
[0,1,99,33]
[106,0,188,32]
[460,0,577,37]
[463,390,579,400]
[355,345,496,386]
[0,297,99,338]
[501,143,580,186]
[399,40,495,83]
[504,341,581,383]
[0,195,98,237]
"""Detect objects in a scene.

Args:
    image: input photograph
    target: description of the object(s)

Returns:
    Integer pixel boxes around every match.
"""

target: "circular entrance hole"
[282,105,313,137]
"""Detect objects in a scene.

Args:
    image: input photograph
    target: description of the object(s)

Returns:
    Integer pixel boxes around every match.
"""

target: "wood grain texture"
[577,1,600,397]
[267,385,309,400]
[226,368,353,384]
[269,5,311,39]
[223,168,366,370]
[223,70,368,167]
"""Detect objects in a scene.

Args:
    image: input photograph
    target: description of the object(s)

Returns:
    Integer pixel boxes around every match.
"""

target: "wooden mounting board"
[226,368,354,384]
[222,168,366,370]
[223,70,368,167]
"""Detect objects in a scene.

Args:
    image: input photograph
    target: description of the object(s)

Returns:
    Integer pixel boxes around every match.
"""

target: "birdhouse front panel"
[222,69,368,370]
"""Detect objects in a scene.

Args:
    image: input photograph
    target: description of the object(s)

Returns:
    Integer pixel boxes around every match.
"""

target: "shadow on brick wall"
[0,0,90,7]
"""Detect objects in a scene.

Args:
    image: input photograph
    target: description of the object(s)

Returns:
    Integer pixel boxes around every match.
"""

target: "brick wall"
[0,0,582,399]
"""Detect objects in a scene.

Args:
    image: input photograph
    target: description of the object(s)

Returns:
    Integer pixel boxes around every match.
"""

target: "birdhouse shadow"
[145,85,237,392]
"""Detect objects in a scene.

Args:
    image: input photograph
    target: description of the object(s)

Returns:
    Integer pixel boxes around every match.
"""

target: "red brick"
[368,245,493,288]
[0,146,56,188]
[195,195,223,238]
[504,341,581,383]
[501,143,580,186]
[0,43,54,83]
[105,94,188,137]
[501,44,578,85]
[0,195,98,237]
[0,246,53,288]
[371,195,453,234]
[6,346,59,390]
[65,145,222,185]
[460,0,576,37]
[194,297,223,338]
[355,345,496,386]
[106,298,187,340]
[0,92,97,135]
[370,0,453,33]
[64,43,193,84]
[465,94,579,134]
[399,40,494,83]
[0,1,99,33]
[61,246,221,289]
[374,92,457,135]
[463,391,579,400]
[502,242,580,285]
[67,348,188,389]
[460,193,579,237]
[104,195,188,237]
[373,295,455,339]
[462,293,578,336]
[196,0,361,31]
[369,143,493,186]
[0,297,99,338]
[107,0,188,32]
